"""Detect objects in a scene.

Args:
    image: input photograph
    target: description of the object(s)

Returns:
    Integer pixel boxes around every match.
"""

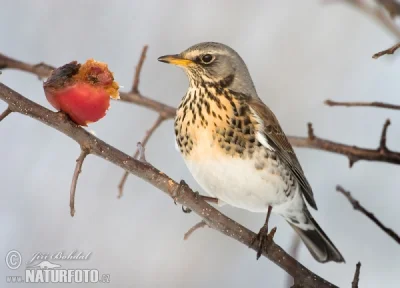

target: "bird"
[158,42,344,263]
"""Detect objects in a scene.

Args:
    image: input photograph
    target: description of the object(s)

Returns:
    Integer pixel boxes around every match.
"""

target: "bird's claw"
[172,180,192,213]
[182,206,192,213]
[250,226,277,260]
[172,180,188,205]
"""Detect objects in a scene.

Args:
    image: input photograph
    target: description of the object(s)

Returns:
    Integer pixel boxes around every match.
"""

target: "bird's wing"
[248,98,317,210]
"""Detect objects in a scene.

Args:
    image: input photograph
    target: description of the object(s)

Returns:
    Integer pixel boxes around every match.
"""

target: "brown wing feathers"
[249,98,317,210]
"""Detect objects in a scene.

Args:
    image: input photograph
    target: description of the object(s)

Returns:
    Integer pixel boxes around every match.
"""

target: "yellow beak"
[157,54,193,67]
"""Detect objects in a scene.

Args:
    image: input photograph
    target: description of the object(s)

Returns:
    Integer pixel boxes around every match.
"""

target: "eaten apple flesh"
[43,59,119,126]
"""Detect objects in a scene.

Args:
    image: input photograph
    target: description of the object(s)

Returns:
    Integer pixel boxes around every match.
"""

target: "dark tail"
[288,210,345,263]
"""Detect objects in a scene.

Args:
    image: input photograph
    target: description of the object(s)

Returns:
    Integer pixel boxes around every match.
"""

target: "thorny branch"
[325,99,400,111]
[336,185,400,244]
[1,52,400,170]
[70,148,89,217]
[352,262,362,288]
[373,42,400,58]
[0,83,337,288]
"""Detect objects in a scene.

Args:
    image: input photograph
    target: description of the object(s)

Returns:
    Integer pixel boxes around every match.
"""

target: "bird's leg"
[250,205,277,260]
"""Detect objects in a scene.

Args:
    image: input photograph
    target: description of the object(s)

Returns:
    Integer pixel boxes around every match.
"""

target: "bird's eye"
[201,54,214,64]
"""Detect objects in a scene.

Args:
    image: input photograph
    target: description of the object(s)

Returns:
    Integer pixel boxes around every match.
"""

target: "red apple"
[43,59,119,126]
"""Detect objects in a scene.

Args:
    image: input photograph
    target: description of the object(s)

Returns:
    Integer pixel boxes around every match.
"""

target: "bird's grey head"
[158,42,257,97]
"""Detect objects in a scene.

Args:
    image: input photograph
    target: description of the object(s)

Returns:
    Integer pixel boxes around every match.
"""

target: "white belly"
[182,130,292,213]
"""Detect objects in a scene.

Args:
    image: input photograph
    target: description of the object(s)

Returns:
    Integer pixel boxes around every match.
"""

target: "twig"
[290,122,400,167]
[132,45,148,93]
[184,221,208,240]
[70,149,89,217]
[336,185,400,244]
[341,0,400,39]
[325,99,400,111]
[373,42,400,58]
[352,262,361,288]
[2,53,400,169]
[0,53,55,79]
[377,0,400,18]
[0,82,338,288]
[0,107,12,122]
[118,115,164,198]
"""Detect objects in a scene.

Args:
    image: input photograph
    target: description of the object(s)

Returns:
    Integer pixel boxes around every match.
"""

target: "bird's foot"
[172,180,188,205]
[250,225,277,260]
[172,180,192,213]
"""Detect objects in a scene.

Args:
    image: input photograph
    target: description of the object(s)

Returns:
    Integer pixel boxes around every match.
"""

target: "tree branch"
[70,148,89,217]
[352,262,362,288]
[336,185,400,244]
[0,82,338,288]
[373,42,400,59]
[325,99,400,111]
[0,53,55,80]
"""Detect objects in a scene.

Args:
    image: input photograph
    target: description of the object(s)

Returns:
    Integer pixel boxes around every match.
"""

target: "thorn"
[307,123,315,140]
[0,107,12,122]
[352,262,362,288]
[378,119,391,153]
[348,157,355,168]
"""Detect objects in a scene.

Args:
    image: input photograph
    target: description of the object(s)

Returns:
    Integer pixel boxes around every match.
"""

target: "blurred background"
[1,0,400,287]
